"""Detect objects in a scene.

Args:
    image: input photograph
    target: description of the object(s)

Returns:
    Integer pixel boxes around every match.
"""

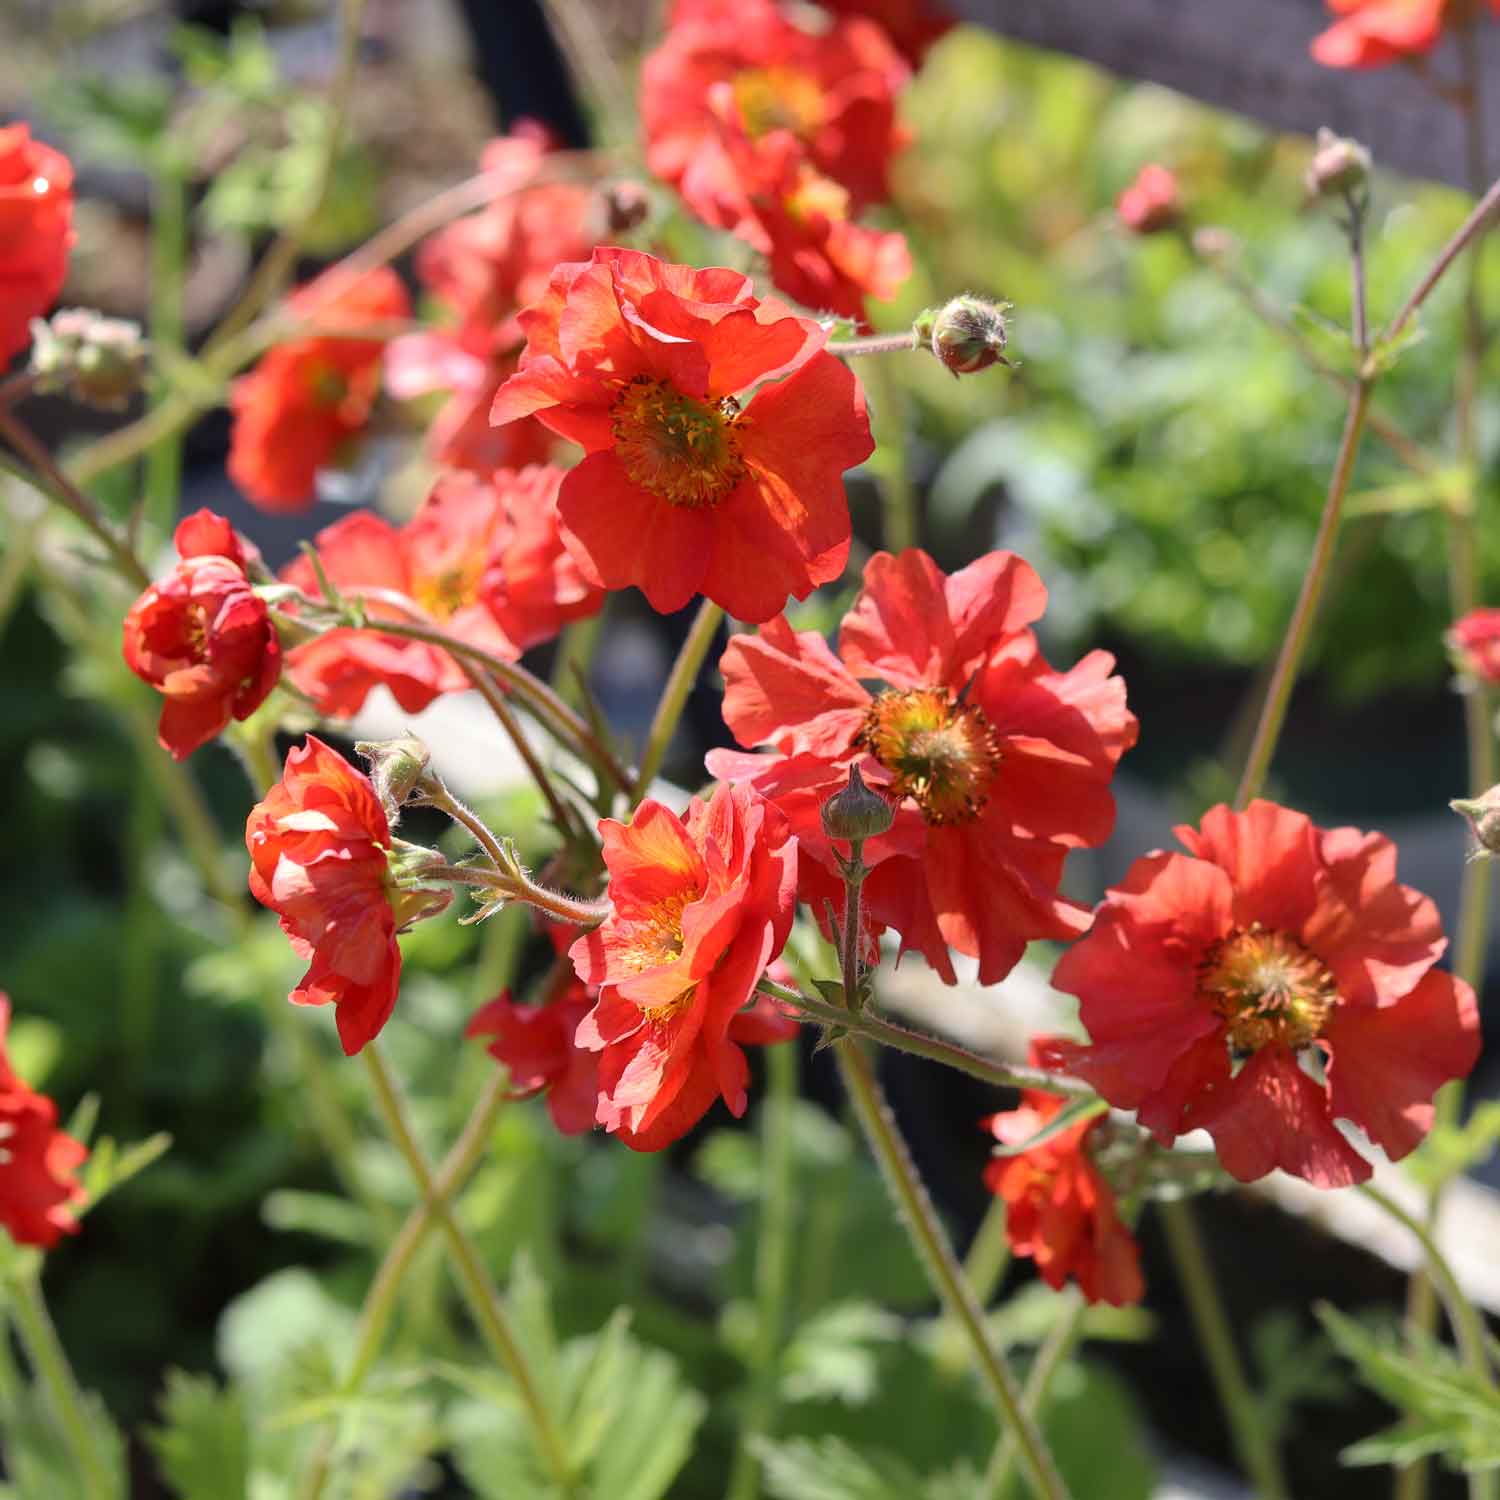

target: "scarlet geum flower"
[468,984,600,1135]
[1448,608,1500,683]
[247,737,448,1054]
[121,509,281,760]
[0,994,87,1250]
[1050,800,1481,1187]
[1310,0,1497,68]
[983,1043,1143,1306]
[0,123,73,367]
[709,549,1135,985]
[490,247,873,621]
[815,0,954,65]
[569,783,798,1151]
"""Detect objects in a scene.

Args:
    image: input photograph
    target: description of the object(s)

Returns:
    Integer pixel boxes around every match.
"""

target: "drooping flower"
[0,995,87,1250]
[247,736,445,1054]
[983,1044,1143,1306]
[1116,164,1180,235]
[1050,800,1481,1188]
[645,0,909,230]
[709,549,1136,984]
[1310,0,1496,67]
[1448,608,1500,683]
[122,508,281,759]
[467,982,600,1135]
[281,466,598,716]
[490,247,873,621]
[0,124,74,367]
[569,783,798,1151]
[228,266,409,512]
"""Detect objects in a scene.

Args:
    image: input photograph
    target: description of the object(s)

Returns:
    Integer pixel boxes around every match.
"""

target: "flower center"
[183,601,210,658]
[414,559,484,620]
[611,376,746,509]
[855,687,1000,825]
[622,890,698,1022]
[1197,923,1338,1054]
[307,363,350,409]
[786,168,849,226]
[732,66,826,140]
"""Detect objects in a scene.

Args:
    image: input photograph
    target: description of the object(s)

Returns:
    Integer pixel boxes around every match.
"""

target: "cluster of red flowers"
[1310,0,1499,68]
[641,0,920,322]
[0,995,88,1250]
[0,124,74,367]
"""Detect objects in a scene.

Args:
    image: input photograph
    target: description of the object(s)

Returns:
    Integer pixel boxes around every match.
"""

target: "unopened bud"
[1305,127,1371,201]
[918,295,1011,378]
[29,308,149,411]
[356,735,433,820]
[1452,788,1500,859]
[1116,164,1180,235]
[600,179,651,236]
[821,765,895,842]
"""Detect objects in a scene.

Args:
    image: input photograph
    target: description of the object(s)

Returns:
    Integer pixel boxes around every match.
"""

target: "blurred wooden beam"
[944,0,1500,189]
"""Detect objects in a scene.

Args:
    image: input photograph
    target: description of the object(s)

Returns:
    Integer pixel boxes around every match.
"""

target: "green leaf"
[985,1095,1107,1156]
[756,1436,927,1499]
[1318,1304,1500,1472]
[1404,1102,1500,1190]
[147,1371,249,1500]
[778,1302,903,1406]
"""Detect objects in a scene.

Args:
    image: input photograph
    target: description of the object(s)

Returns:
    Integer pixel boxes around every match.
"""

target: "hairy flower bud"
[821,764,895,842]
[1452,788,1500,859]
[29,307,148,411]
[918,295,1011,378]
[1305,127,1371,201]
[356,734,434,821]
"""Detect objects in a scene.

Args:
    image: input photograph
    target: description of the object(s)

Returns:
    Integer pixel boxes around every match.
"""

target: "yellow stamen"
[611,376,746,509]
[731,65,826,140]
[855,687,1000,825]
[1198,923,1338,1054]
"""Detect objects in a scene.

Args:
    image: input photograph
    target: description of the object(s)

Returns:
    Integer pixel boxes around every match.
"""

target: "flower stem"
[1159,1198,1288,1500]
[144,158,189,539]
[828,330,921,358]
[635,599,723,794]
[361,1044,575,1495]
[1233,378,1372,808]
[982,1290,1088,1500]
[7,1267,114,1500]
[835,1039,1072,1500]
[726,1036,800,1500]
[297,1071,510,1500]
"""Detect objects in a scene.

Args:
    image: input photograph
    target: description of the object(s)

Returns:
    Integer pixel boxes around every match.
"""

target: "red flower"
[983,1045,1143,1306]
[815,0,954,65]
[1310,0,1495,67]
[0,995,87,1250]
[467,983,600,1135]
[490,248,873,621]
[646,0,909,230]
[122,509,282,759]
[247,736,419,1055]
[569,783,798,1151]
[1050,801,1481,1188]
[281,466,596,716]
[1116,164,1180,235]
[228,266,409,512]
[1448,608,1500,683]
[0,124,73,367]
[709,549,1136,984]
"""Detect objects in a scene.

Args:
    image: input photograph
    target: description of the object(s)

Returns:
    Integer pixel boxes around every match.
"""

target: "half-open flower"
[1050,800,1481,1187]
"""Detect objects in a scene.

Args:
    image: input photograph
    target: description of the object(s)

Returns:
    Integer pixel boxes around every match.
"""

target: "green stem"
[8,1269,114,1500]
[144,160,188,539]
[983,1291,1088,1500]
[868,357,917,552]
[835,1040,1071,1500]
[963,1195,1012,1309]
[726,1038,800,1500]
[1234,379,1371,808]
[756,978,1090,1098]
[1159,1199,1288,1499]
[635,599,723,794]
[462,665,579,840]
[297,1072,509,1500]
[828,330,920,358]
[360,1044,575,1495]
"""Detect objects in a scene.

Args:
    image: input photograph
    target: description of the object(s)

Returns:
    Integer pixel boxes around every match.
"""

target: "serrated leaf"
[147,1371,249,1500]
[756,1435,926,1500]
[986,1096,1107,1156]
[779,1301,902,1405]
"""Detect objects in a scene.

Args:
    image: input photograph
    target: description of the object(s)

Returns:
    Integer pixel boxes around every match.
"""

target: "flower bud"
[918,295,1011,378]
[29,307,148,411]
[821,765,895,842]
[1305,127,1371,201]
[1452,787,1500,859]
[1116,164,1180,235]
[600,179,651,236]
[356,734,434,820]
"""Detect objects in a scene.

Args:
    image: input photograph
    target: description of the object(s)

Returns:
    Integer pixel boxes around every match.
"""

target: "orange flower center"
[622,890,698,1022]
[786,168,849,225]
[611,376,746,509]
[1197,923,1338,1054]
[856,687,1000,824]
[414,559,484,620]
[183,601,210,658]
[732,65,826,140]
